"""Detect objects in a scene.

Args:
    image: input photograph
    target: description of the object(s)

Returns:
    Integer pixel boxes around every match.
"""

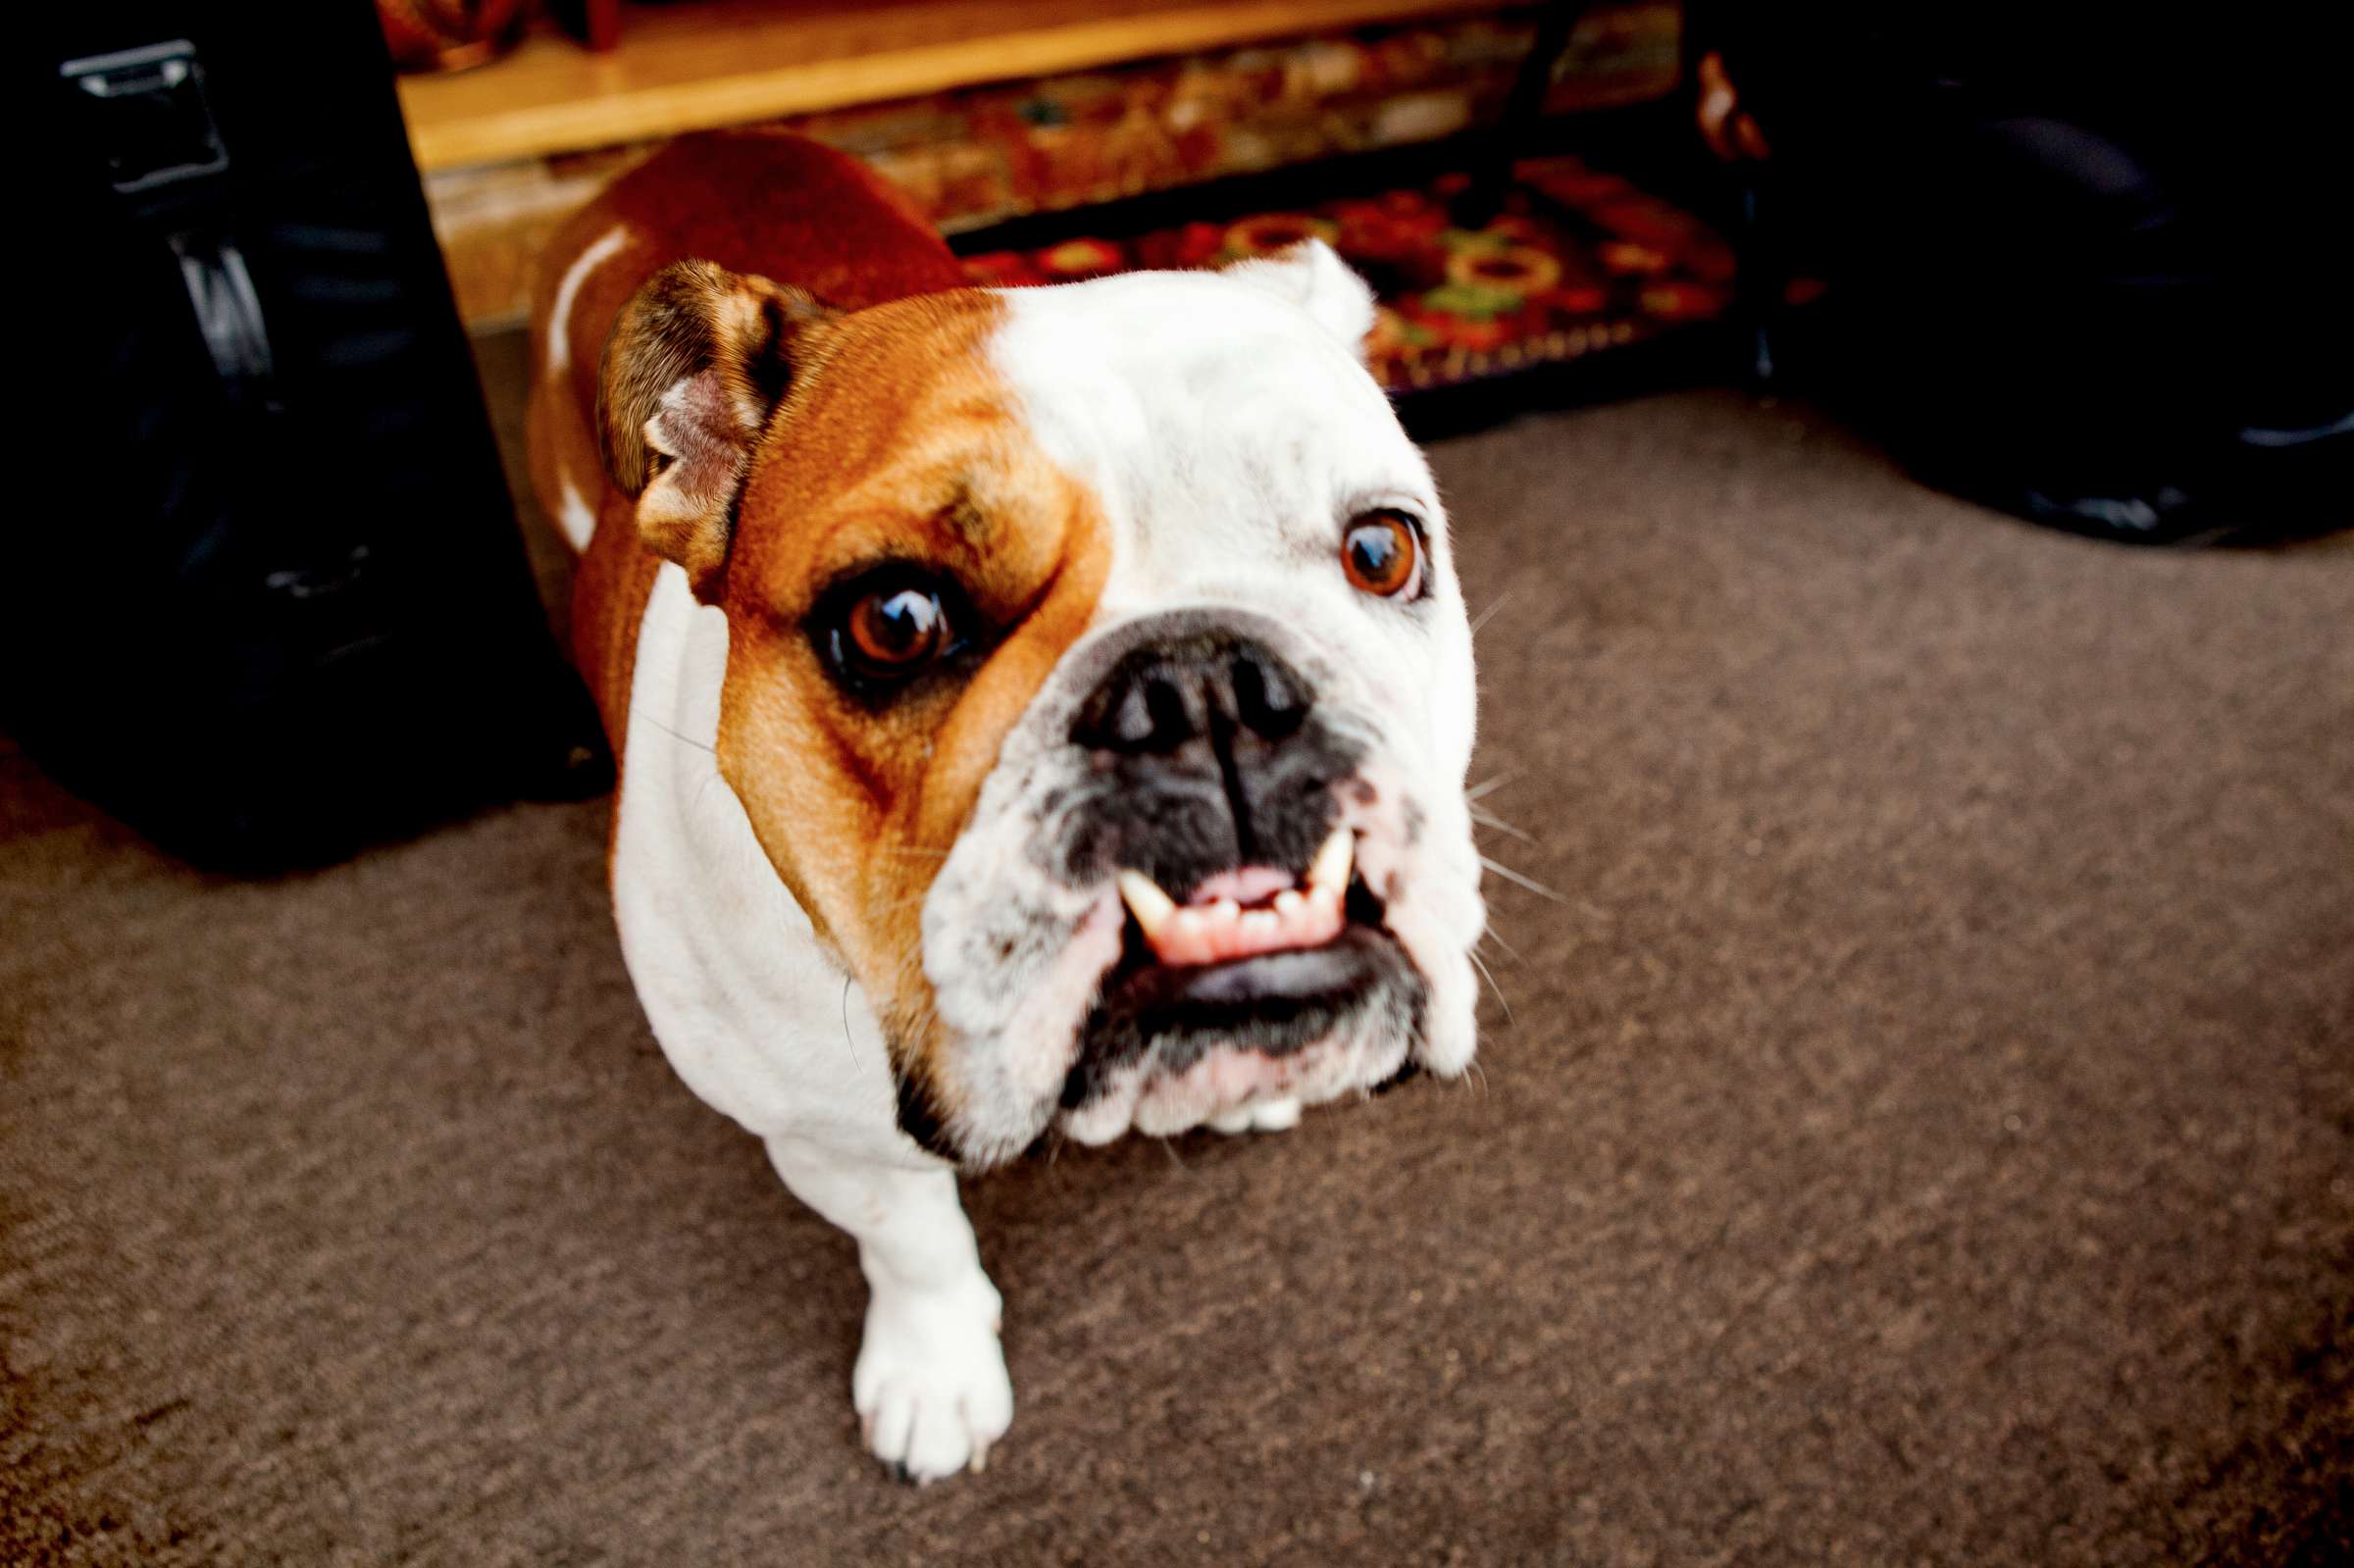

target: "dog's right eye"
[816,569,966,691]
[846,587,947,672]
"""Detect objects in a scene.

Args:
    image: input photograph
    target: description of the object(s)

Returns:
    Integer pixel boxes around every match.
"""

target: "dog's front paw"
[854,1274,1012,1483]
[1208,1094,1303,1135]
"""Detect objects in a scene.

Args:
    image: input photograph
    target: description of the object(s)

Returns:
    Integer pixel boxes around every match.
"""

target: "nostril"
[1076,634,1312,756]
[1105,681,1157,750]
[1078,663,1203,755]
[1231,651,1308,741]
[1142,676,1193,752]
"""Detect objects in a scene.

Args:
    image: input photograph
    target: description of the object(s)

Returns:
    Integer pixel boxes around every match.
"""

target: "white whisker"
[1465,773,1513,803]
[838,974,864,1070]
[1477,854,1572,906]
[1468,948,1513,1024]
[1476,927,1525,964]
[1468,591,1512,637]
[1468,806,1537,844]
[632,708,715,755]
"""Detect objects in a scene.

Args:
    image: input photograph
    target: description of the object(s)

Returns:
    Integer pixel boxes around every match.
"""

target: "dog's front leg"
[765,1138,1012,1482]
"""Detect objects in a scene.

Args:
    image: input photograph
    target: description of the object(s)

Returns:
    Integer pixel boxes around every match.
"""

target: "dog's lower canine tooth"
[1308,827,1354,895]
[1117,869,1177,936]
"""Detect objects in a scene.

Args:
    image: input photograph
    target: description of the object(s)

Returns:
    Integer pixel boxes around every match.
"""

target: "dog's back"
[523,133,968,762]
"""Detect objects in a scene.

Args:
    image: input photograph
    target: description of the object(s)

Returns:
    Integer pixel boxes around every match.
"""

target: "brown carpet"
[6,332,2351,1567]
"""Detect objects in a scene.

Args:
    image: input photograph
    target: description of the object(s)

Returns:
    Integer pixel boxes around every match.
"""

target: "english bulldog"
[526,132,1483,1481]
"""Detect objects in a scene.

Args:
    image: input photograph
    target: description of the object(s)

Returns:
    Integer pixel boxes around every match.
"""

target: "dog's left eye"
[818,570,963,688]
[1341,510,1424,599]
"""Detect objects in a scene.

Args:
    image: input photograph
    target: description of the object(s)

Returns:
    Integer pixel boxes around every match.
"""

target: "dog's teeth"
[1117,869,1177,937]
[1160,907,1211,965]
[1126,855,1354,969]
[1307,827,1354,896]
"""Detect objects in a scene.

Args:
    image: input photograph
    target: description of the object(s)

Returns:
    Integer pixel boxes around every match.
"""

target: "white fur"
[1209,1094,1303,1135]
[605,262,1480,1480]
[1217,238,1379,355]
[765,1140,1011,1480]
[554,472,597,552]
[546,224,633,375]
[611,564,1005,1481]
[914,267,1484,1145]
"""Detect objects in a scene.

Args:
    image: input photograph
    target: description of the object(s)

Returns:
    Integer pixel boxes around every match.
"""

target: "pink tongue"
[1187,867,1295,907]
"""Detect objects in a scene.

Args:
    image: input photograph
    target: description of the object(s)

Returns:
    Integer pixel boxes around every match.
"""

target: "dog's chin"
[1049,874,1428,1144]
[919,794,1478,1166]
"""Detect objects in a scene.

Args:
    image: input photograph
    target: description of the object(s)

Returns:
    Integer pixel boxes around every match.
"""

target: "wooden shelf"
[395,0,1504,171]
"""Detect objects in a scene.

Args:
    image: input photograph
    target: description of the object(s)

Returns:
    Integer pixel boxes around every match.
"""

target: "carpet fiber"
[5,334,2350,1566]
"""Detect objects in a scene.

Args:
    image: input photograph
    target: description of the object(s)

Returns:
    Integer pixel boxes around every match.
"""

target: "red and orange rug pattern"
[960,156,1735,393]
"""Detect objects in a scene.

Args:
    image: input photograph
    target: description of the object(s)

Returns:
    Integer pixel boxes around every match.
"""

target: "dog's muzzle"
[1052,628,1422,1121]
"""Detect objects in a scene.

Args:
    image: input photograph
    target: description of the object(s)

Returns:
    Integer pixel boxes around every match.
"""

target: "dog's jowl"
[527,132,1484,1482]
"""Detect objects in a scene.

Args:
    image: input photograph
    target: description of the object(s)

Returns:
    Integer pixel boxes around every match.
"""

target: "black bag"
[17,3,608,869]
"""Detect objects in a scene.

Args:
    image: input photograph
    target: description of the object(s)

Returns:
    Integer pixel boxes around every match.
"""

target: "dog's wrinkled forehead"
[987,263,1439,602]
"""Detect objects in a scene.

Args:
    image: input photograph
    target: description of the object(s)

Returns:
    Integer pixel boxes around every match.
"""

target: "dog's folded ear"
[1221,239,1378,359]
[598,260,834,600]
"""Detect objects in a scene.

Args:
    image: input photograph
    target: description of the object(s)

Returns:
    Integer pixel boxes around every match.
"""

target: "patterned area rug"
[420,4,1685,326]
[960,156,1734,393]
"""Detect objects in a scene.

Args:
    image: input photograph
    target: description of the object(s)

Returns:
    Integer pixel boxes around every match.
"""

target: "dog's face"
[599,245,1481,1166]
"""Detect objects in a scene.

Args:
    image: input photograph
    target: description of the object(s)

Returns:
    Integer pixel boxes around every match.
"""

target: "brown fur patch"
[712,289,1111,1136]
[597,263,833,597]
[525,135,1110,1149]
[527,132,976,787]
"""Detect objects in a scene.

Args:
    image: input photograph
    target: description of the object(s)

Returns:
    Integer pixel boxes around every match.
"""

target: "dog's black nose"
[1058,629,1358,890]
[1071,633,1311,758]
